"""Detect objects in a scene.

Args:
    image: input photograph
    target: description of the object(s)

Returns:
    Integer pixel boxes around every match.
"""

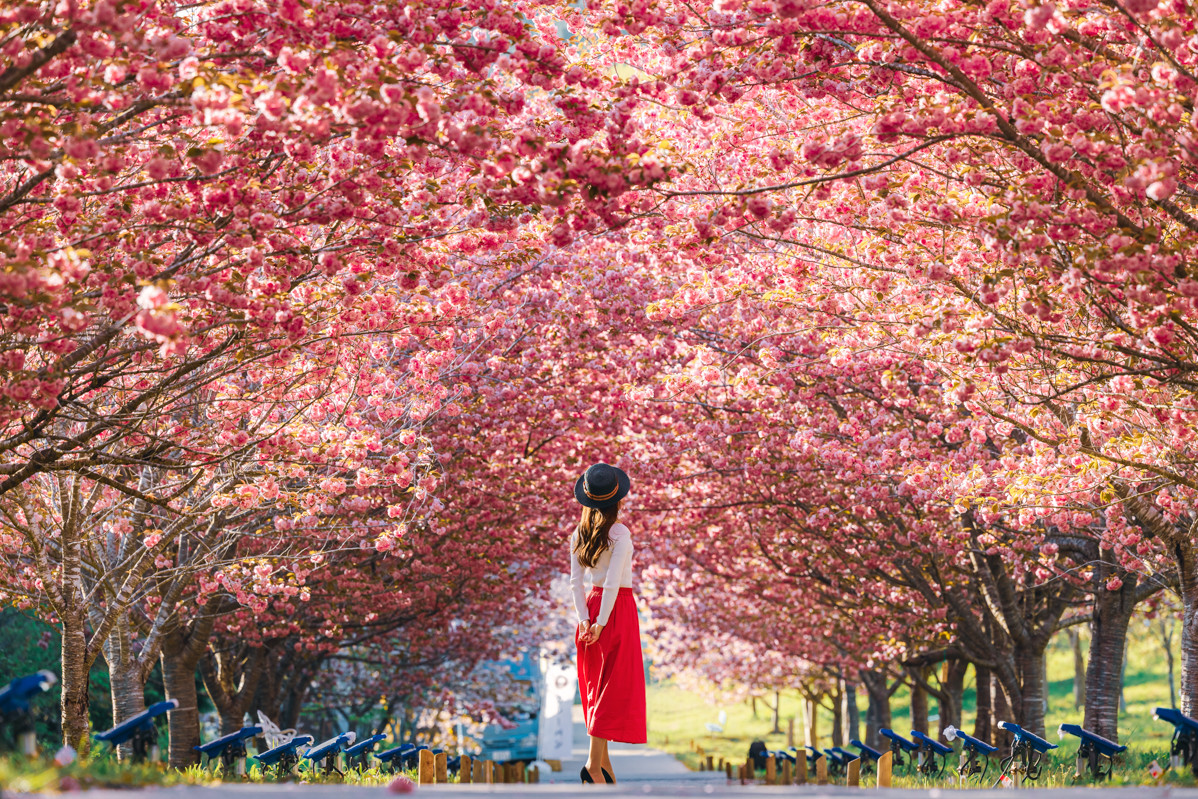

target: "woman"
[569,462,647,785]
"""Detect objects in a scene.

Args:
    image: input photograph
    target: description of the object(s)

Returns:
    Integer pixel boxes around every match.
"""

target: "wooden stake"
[472,759,484,783]
[483,759,495,784]
[877,751,892,788]
[766,754,777,785]
[706,754,714,771]
[782,759,793,785]
[848,757,860,787]
[797,753,808,785]
[418,750,436,784]
[725,762,733,780]
[530,766,540,784]
[435,752,447,783]
[460,755,472,783]
[816,755,828,786]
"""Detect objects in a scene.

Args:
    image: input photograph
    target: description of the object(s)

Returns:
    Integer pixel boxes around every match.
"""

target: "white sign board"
[537,660,575,761]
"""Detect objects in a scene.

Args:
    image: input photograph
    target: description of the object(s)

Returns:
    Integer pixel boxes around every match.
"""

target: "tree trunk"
[60,615,91,753]
[1013,644,1047,736]
[105,631,148,761]
[1161,617,1178,709]
[974,665,992,744]
[937,660,967,739]
[162,646,201,768]
[1119,636,1129,712]
[992,672,1013,759]
[802,695,819,747]
[1179,542,1198,717]
[1069,629,1086,710]
[771,690,782,735]
[909,666,929,736]
[1083,571,1137,741]
[830,683,844,747]
[861,671,891,749]
[280,677,308,732]
[200,648,267,736]
[842,678,860,744]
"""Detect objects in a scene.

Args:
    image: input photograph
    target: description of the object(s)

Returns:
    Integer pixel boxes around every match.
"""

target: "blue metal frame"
[253,735,314,774]
[194,725,262,769]
[911,729,952,776]
[944,726,997,782]
[94,699,178,762]
[1155,707,1198,775]
[1058,723,1126,780]
[880,728,919,771]
[997,721,1057,784]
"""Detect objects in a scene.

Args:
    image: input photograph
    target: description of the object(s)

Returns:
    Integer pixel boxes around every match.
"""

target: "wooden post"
[797,753,808,784]
[877,751,892,788]
[530,766,540,784]
[473,759,484,783]
[435,752,447,783]
[782,759,793,785]
[816,755,828,786]
[418,750,436,784]
[746,756,755,782]
[707,754,714,771]
[725,761,733,780]
[483,759,495,784]
[460,755,472,783]
[766,754,777,785]
[848,757,860,787]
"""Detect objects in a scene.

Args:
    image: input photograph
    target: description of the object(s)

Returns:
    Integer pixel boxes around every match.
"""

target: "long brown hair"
[574,504,620,568]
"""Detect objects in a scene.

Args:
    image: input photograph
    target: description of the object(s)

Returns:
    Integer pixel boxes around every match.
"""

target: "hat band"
[583,477,620,502]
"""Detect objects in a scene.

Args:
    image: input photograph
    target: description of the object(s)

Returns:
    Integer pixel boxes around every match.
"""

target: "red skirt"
[576,587,647,744]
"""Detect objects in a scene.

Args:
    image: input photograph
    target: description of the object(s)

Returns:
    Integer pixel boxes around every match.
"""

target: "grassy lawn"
[644,617,1183,782]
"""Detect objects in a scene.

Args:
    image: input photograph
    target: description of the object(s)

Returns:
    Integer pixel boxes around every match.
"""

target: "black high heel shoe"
[580,766,595,784]
[602,768,615,784]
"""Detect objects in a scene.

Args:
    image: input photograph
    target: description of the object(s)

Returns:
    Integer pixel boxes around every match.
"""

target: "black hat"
[574,462,631,509]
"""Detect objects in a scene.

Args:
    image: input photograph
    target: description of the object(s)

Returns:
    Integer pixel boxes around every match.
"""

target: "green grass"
[0,749,432,791]
[645,617,1185,785]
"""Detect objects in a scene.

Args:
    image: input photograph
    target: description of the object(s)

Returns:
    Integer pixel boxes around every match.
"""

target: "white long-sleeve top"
[569,522,634,627]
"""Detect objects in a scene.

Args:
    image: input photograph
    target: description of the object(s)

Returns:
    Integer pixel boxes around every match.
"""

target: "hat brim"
[574,466,631,509]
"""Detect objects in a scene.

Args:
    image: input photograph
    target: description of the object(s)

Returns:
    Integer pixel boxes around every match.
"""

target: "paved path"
[548,704,719,786]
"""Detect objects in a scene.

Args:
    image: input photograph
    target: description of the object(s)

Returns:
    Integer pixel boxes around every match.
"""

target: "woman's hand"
[578,620,591,641]
[582,624,605,644]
